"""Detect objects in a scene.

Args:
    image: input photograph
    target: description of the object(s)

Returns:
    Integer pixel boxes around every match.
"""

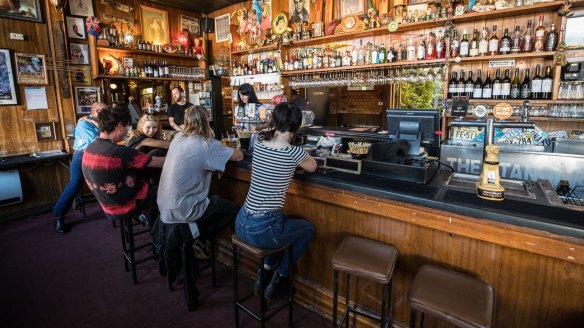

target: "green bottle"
[379,43,387,64]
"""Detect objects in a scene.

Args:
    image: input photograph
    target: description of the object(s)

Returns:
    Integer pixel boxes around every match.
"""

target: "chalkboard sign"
[451,96,469,117]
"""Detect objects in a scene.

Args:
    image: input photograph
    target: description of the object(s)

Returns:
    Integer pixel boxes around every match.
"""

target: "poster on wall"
[0,0,42,23]
[75,86,100,114]
[15,53,48,85]
[70,43,89,65]
[289,0,310,24]
[24,87,48,110]
[66,16,87,40]
[69,0,94,17]
[140,6,169,45]
[70,65,92,85]
[215,13,231,43]
[181,15,200,36]
[0,49,18,105]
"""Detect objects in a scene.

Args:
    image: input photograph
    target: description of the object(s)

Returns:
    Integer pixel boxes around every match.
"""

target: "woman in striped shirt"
[235,102,317,300]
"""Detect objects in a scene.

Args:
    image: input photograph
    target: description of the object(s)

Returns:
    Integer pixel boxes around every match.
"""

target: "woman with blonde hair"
[124,114,170,155]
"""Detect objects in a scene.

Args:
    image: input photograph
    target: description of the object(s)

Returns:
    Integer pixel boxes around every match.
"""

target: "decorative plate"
[272,12,288,35]
[387,21,399,32]
[162,43,178,54]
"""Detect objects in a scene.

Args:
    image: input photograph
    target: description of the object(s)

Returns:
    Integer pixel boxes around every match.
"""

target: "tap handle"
[522,100,530,122]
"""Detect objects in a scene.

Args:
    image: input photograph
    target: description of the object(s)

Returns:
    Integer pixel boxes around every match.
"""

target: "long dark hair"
[237,83,259,108]
[260,102,302,142]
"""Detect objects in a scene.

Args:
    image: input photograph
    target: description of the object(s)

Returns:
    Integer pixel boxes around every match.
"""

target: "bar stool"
[408,264,496,328]
[119,213,156,284]
[331,236,398,328]
[73,192,86,218]
[232,234,293,327]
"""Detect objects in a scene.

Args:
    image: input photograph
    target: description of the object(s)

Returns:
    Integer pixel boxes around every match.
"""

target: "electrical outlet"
[10,33,24,40]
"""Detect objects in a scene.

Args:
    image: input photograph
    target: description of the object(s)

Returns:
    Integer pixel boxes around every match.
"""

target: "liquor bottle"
[520,68,531,99]
[501,69,511,99]
[152,61,159,78]
[448,72,458,98]
[510,68,521,99]
[478,26,489,56]
[322,50,329,68]
[473,69,483,99]
[465,70,475,98]
[482,71,493,99]
[469,28,479,57]
[426,33,436,60]
[511,25,522,54]
[417,37,426,60]
[545,24,558,52]
[357,41,365,65]
[523,20,534,53]
[158,61,164,78]
[489,25,499,56]
[492,68,502,99]
[531,64,543,99]
[400,43,407,61]
[436,31,446,59]
[372,45,379,64]
[293,50,300,70]
[137,40,143,50]
[541,65,553,99]
[379,43,387,63]
[460,29,470,57]
[534,16,546,52]
[364,42,372,65]
[342,50,351,67]
[388,46,396,62]
[351,45,358,66]
[407,37,415,61]
[457,70,466,97]
[335,51,342,67]
[450,30,460,58]
[500,28,511,55]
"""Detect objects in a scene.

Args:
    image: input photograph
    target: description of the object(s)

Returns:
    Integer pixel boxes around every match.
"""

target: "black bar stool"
[408,264,496,328]
[332,236,398,328]
[232,234,293,327]
[119,213,156,284]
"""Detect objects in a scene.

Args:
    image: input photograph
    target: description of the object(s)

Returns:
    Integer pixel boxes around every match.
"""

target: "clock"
[344,16,356,29]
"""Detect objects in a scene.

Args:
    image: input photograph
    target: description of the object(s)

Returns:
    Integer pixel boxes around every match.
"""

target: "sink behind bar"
[444,173,537,199]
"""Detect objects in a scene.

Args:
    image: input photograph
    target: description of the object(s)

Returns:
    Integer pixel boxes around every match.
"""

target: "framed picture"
[15,53,48,85]
[69,0,94,17]
[289,0,310,24]
[0,49,18,105]
[70,43,89,65]
[272,12,288,35]
[0,0,42,23]
[66,16,86,40]
[215,13,231,43]
[408,0,429,5]
[35,122,57,142]
[69,65,91,85]
[181,15,200,36]
[75,86,100,114]
[565,9,584,48]
[140,6,169,45]
[340,0,365,18]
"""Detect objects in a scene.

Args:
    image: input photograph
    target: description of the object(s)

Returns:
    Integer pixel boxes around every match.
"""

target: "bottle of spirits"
[437,31,446,59]
[469,28,479,57]
[545,24,558,52]
[500,28,511,55]
[379,43,387,63]
[510,68,521,99]
[520,68,531,99]
[450,30,460,58]
[342,51,351,67]
[457,70,466,97]
[541,65,553,99]
[426,33,437,59]
[371,45,379,64]
[465,70,475,98]
[511,25,523,54]
[531,64,543,99]
[483,71,493,99]
[293,50,300,70]
[523,20,534,53]
[460,29,470,57]
[407,37,416,61]
[417,37,426,60]
[351,45,359,66]
[388,46,396,62]
[473,69,483,99]
[492,68,502,99]
[478,26,489,56]
[448,72,458,98]
[534,16,546,52]
[489,25,500,56]
[357,41,365,65]
[501,69,511,99]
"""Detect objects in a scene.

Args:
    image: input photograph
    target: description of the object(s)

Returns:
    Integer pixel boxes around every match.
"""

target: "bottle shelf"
[451,1,564,24]
[96,46,201,60]
[454,51,556,63]
[280,58,446,75]
[231,44,280,56]
[446,115,584,123]
[466,99,578,105]
[94,75,204,82]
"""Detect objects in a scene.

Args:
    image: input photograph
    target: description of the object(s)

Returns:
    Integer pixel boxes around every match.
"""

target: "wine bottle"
[460,29,470,57]
[546,24,558,52]
[492,68,502,99]
[501,69,511,99]
[450,30,460,58]
[448,71,458,99]
[523,20,534,53]
[500,28,511,55]
[520,68,531,99]
[457,70,466,97]
[473,69,483,99]
[483,71,493,99]
[541,65,553,99]
[469,29,479,57]
[510,68,521,99]
[531,64,543,99]
[511,25,522,54]
[489,25,499,56]
[534,15,546,52]
[379,43,387,64]
[478,26,489,56]
[465,71,475,98]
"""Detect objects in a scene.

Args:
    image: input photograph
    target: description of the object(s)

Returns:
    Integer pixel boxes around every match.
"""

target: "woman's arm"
[135,138,171,150]
[298,154,317,172]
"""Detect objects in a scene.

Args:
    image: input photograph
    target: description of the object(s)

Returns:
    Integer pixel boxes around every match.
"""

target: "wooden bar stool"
[331,236,398,328]
[408,264,496,328]
[232,234,293,328]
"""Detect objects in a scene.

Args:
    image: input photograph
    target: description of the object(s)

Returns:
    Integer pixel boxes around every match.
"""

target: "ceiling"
[147,0,246,14]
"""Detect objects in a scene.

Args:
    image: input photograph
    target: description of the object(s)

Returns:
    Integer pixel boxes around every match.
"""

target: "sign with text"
[451,96,469,117]
[488,59,515,68]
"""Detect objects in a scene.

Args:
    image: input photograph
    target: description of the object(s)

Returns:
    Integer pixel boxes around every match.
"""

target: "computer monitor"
[386,109,441,158]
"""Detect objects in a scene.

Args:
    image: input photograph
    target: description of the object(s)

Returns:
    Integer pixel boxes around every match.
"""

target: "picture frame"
[140,6,169,45]
[339,0,365,18]
[69,65,92,85]
[0,0,42,23]
[181,15,200,36]
[69,0,94,17]
[66,16,87,40]
[69,43,89,65]
[215,13,231,43]
[289,0,310,24]
[15,53,48,85]
[74,86,100,114]
[272,12,289,35]
[0,49,18,105]
[35,122,57,142]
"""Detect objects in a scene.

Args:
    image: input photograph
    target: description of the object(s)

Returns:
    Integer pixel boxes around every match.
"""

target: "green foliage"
[399,81,437,109]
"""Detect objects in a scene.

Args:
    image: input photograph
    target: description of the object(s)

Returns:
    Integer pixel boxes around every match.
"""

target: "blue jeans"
[235,206,314,277]
[53,151,84,217]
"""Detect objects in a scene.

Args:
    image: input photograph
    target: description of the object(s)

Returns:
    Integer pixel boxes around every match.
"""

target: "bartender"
[237,83,270,131]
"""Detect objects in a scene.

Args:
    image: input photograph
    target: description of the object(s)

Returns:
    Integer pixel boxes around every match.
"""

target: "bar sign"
[489,59,515,68]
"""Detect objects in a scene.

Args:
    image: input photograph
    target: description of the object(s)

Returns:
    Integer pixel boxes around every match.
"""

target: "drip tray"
[444,173,536,199]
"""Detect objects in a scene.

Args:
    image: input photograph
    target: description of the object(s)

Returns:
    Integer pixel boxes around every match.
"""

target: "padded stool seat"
[332,236,398,328]
[408,264,496,328]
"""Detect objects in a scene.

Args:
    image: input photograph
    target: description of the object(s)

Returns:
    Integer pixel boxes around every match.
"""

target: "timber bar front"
[2,0,584,327]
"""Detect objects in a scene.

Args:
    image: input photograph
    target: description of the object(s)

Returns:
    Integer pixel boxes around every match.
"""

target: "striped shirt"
[244,141,307,212]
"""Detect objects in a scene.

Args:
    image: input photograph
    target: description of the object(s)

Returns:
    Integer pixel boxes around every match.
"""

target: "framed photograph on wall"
[69,65,91,85]
[289,0,310,24]
[15,53,48,85]
[0,0,42,23]
[181,15,200,36]
[70,43,89,65]
[0,49,18,105]
[69,0,94,17]
[215,13,231,43]
[140,6,169,45]
[66,16,87,40]
[35,122,58,142]
[75,86,100,114]
[339,0,365,18]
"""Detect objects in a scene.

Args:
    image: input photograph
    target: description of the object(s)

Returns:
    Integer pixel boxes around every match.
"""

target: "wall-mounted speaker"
[202,17,215,33]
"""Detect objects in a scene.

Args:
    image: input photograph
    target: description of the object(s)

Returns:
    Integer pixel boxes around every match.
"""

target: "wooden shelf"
[466,99,584,105]
[231,44,280,56]
[454,51,556,63]
[451,1,564,24]
[93,75,204,82]
[446,115,584,122]
[96,46,201,60]
[280,58,446,75]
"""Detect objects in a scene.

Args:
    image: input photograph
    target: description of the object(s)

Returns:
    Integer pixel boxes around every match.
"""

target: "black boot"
[264,272,290,300]
[55,216,66,234]
[253,268,274,296]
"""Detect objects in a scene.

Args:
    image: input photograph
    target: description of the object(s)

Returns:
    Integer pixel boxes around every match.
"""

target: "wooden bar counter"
[211,157,584,328]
